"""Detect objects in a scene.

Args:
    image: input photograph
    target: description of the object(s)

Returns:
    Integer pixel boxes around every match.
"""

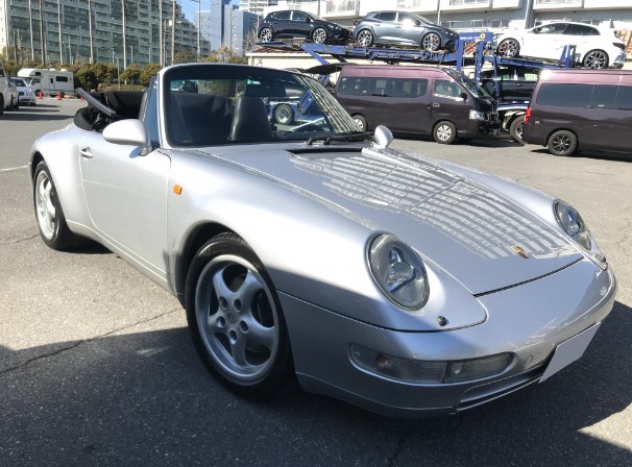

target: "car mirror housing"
[460,92,468,101]
[372,125,393,149]
[102,119,152,156]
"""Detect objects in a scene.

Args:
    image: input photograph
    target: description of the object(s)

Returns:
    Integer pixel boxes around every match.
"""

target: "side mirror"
[460,92,468,101]
[372,125,393,149]
[103,119,152,156]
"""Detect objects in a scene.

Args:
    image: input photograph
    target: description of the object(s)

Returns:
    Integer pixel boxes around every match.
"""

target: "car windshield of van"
[164,65,363,147]
[458,75,493,99]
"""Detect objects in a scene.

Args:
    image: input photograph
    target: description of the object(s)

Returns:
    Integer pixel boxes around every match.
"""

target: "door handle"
[80,147,93,159]
[432,103,440,108]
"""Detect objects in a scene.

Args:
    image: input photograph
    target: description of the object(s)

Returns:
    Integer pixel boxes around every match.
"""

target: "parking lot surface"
[1,100,630,466]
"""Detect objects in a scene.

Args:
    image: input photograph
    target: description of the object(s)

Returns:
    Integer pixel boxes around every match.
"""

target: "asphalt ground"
[0,99,631,467]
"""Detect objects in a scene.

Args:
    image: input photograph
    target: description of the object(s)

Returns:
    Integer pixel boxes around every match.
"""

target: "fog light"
[444,353,512,383]
[350,345,512,384]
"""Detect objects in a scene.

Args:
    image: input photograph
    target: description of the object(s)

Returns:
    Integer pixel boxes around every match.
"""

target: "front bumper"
[280,259,616,418]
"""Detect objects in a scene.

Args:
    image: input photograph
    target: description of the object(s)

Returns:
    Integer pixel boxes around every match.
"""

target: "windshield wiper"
[306,131,373,146]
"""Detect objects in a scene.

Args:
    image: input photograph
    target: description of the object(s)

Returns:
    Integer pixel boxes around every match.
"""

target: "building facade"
[0,0,210,67]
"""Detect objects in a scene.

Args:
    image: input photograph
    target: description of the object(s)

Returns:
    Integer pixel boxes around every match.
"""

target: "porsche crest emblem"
[511,245,529,259]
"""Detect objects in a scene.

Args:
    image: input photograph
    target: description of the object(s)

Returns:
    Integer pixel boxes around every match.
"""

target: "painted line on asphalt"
[0,165,28,173]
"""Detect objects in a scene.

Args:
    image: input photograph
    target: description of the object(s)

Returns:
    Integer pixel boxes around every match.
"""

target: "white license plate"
[540,323,601,382]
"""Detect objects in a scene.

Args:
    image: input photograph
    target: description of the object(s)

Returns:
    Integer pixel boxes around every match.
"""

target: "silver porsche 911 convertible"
[30,63,616,417]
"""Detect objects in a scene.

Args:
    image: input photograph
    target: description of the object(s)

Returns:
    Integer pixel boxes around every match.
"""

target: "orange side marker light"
[173,185,183,195]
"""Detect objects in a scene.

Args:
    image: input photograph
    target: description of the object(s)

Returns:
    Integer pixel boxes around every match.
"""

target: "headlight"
[367,234,429,310]
[469,110,484,121]
[555,200,607,267]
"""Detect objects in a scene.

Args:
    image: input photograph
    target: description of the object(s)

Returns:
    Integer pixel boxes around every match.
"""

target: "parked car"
[30,63,616,418]
[496,22,627,69]
[258,9,351,44]
[353,11,459,51]
[479,67,540,103]
[4,75,19,110]
[523,68,632,156]
[11,77,36,106]
[334,64,499,143]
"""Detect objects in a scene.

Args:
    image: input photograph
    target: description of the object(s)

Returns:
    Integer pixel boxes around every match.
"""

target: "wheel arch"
[174,221,237,305]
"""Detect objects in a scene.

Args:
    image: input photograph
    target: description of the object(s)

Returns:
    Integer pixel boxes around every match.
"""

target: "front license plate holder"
[540,323,601,383]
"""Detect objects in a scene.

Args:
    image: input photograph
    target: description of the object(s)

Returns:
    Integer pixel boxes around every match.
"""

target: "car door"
[291,11,312,39]
[395,12,423,46]
[587,85,632,152]
[79,87,170,277]
[373,12,397,43]
[431,78,470,132]
[522,23,568,60]
[563,24,600,58]
[272,10,292,38]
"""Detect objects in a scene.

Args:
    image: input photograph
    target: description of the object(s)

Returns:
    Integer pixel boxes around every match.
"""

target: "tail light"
[613,43,625,50]
[524,106,531,124]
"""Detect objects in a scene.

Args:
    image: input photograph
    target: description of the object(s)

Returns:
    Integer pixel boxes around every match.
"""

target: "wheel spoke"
[235,270,262,305]
[212,266,234,301]
[244,317,276,350]
[230,336,248,366]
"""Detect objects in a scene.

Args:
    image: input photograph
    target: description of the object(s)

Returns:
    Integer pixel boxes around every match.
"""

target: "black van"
[334,65,500,144]
[523,69,632,156]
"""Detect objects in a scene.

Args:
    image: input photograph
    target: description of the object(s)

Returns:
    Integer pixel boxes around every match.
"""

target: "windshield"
[457,74,493,99]
[12,78,26,86]
[163,64,361,147]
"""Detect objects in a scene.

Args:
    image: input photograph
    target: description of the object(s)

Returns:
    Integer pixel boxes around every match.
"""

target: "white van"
[17,68,74,97]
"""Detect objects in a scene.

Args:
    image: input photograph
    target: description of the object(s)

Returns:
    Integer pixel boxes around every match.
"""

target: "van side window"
[435,79,460,98]
[589,86,617,109]
[615,86,632,110]
[536,83,591,107]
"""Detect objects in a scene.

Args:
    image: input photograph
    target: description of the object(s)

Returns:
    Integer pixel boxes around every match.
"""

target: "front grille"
[19,91,24,96]
[457,365,545,411]
[486,112,499,122]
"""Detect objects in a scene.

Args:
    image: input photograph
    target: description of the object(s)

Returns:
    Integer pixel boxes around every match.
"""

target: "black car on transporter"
[258,10,352,45]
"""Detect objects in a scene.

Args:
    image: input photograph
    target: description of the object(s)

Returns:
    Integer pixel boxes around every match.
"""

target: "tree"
[203,45,246,64]
[120,63,141,84]
[76,67,98,91]
[173,50,197,64]
[140,63,162,86]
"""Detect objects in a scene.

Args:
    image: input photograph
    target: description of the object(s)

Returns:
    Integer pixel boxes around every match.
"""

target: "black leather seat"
[229,95,273,143]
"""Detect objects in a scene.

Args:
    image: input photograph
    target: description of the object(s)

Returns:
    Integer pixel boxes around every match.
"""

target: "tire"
[583,50,609,69]
[421,32,441,51]
[352,115,367,132]
[33,161,83,250]
[357,29,374,47]
[312,27,328,44]
[509,116,525,145]
[185,232,293,397]
[0,95,4,115]
[433,121,457,144]
[6,96,15,111]
[548,130,577,157]
[497,38,520,58]
[273,104,293,125]
[259,27,273,43]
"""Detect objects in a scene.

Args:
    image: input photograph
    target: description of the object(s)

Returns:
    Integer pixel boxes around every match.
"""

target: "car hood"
[196,145,582,296]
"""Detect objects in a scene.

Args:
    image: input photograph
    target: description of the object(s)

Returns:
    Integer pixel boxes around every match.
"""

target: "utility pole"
[121,0,127,69]
[171,0,176,65]
[197,0,201,60]
[57,0,63,63]
[88,0,94,63]
[39,0,46,63]
[28,0,34,60]
[159,0,163,66]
